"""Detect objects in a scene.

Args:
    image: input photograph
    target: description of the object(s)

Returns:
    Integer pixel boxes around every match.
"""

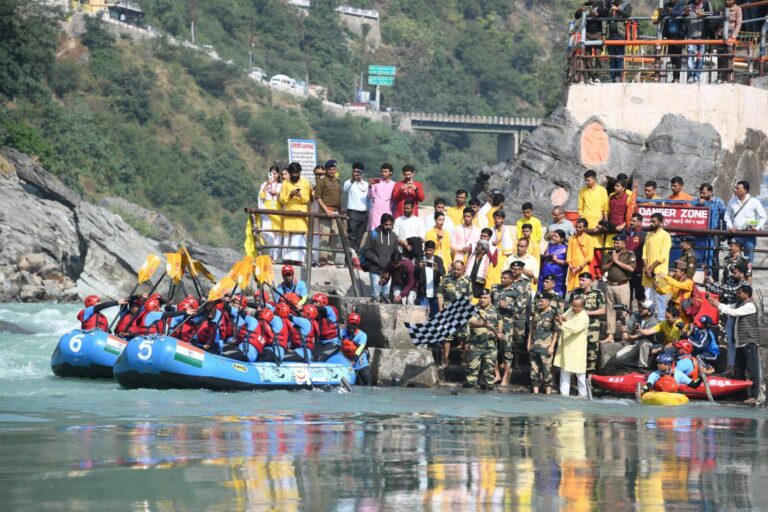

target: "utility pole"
[248,13,254,70]
[190,0,196,44]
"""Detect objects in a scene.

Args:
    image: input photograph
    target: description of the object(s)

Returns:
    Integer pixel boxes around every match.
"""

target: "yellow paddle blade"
[208,275,236,301]
[254,255,274,284]
[193,261,216,283]
[164,252,184,284]
[179,246,198,278]
[232,256,254,290]
[137,254,162,284]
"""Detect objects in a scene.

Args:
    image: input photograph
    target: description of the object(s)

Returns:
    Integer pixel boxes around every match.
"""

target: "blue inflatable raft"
[113,335,357,391]
[51,329,129,379]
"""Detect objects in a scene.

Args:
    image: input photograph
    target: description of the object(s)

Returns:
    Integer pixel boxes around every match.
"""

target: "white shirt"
[725,194,767,230]
[547,220,576,241]
[423,258,436,298]
[423,213,455,234]
[393,214,424,241]
[343,179,370,212]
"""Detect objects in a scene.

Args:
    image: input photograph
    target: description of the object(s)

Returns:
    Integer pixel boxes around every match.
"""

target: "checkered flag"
[405,298,476,346]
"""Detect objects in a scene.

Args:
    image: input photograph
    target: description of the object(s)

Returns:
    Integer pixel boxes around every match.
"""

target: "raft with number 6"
[51,329,128,379]
[113,335,357,391]
[641,391,690,406]
[591,372,752,399]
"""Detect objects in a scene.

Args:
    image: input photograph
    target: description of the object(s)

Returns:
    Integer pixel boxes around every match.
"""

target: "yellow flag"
[244,216,257,257]
[164,252,184,284]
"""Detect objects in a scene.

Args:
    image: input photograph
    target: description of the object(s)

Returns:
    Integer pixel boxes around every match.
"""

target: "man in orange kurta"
[566,219,596,291]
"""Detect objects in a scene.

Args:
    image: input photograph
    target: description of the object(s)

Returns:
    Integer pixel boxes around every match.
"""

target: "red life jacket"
[290,319,318,351]
[173,321,197,343]
[237,320,271,354]
[219,310,234,341]
[114,313,134,335]
[275,318,291,350]
[318,306,340,342]
[127,311,163,337]
[674,355,700,381]
[77,309,108,331]
[653,374,680,393]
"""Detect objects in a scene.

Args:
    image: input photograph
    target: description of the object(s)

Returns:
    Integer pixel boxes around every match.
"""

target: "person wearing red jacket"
[391,165,425,218]
[77,295,127,331]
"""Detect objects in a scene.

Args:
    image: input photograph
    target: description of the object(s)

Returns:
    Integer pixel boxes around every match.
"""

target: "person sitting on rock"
[340,312,371,386]
[78,295,127,332]
[385,251,417,305]
[613,299,659,371]
[276,265,308,304]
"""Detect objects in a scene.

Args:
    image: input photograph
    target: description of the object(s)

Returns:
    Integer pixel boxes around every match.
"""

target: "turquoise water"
[1,303,767,511]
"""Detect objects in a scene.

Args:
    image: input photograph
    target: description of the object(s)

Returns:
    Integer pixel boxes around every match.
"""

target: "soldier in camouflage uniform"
[569,272,605,374]
[437,260,472,368]
[492,265,530,385]
[465,288,503,389]
[527,292,561,394]
[534,274,565,315]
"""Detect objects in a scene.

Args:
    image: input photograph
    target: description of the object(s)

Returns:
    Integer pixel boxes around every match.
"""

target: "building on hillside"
[69,1,144,26]
[335,5,381,48]
[286,0,310,16]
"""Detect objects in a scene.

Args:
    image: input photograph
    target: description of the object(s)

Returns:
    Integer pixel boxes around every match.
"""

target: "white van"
[270,74,296,91]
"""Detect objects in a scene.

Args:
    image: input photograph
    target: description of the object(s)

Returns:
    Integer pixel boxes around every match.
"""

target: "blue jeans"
[726,315,736,369]
[687,44,705,80]
[369,272,390,301]
[421,296,439,318]
[732,236,757,263]
[608,43,624,82]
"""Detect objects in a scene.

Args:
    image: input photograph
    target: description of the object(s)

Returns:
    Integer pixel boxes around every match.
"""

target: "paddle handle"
[108,282,140,333]
[697,355,715,402]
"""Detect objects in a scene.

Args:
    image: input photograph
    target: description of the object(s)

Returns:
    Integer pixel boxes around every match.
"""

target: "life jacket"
[318,305,340,342]
[653,374,680,393]
[288,319,318,351]
[341,338,358,359]
[674,355,700,381]
[174,321,197,343]
[237,321,270,354]
[194,319,220,346]
[127,311,164,337]
[77,309,108,331]
[114,312,134,335]
[218,309,234,341]
[274,318,291,350]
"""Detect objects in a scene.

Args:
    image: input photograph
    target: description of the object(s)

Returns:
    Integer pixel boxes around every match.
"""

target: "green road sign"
[368,75,395,86]
[368,65,397,76]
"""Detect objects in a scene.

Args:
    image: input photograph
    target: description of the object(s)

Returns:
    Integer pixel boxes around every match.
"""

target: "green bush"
[82,17,115,50]
[0,116,55,170]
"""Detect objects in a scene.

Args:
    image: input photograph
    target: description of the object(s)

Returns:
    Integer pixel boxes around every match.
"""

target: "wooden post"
[335,216,360,298]
[306,212,314,295]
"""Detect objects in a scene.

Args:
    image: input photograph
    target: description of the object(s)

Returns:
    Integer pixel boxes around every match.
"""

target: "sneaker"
[587,79,594,85]
[593,78,601,84]
[686,77,693,83]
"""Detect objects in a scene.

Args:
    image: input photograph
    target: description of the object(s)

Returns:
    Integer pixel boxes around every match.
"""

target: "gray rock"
[3,148,80,208]
[99,196,178,240]
[0,320,33,335]
[342,301,428,349]
[369,347,439,387]
[600,342,624,370]
[19,284,46,302]
[17,253,47,273]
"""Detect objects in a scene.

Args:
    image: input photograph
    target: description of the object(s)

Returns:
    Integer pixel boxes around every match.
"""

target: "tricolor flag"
[174,342,205,368]
[104,335,128,356]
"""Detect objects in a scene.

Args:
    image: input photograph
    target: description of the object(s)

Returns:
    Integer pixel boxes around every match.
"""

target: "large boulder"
[369,347,439,387]
[99,197,179,240]
[339,300,428,349]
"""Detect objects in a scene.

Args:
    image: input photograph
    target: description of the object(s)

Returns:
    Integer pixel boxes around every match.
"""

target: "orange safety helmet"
[84,295,100,308]
[347,312,361,326]
[275,303,291,318]
[312,293,328,306]
[282,292,301,306]
[674,339,694,355]
[144,299,161,312]
[259,308,274,322]
[302,304,318,319]
[282,265,295,276]
[654,375,680,393]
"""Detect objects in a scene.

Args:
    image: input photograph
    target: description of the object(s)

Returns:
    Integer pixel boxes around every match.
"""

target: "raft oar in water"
[697,355,715,402]
[108,254,161,333]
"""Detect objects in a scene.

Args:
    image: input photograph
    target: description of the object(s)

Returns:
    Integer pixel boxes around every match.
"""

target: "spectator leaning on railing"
[656,0,687,83]
[725,180,767,263]
[575,0,610,84]
[684,0,713,84]
[716,0,741,83]
[606,0,632,83]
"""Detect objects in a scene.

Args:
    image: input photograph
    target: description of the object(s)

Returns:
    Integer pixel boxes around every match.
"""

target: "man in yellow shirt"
[445,189,469,227]
[425,211,452,265]
[482,192,505,228]
[515,202,543,247]
[278,162,313,264]
[655,260,694,324]
[642,212,672,320]
[578,170,608,245]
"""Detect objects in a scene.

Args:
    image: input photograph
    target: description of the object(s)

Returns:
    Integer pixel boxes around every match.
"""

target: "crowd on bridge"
[243,159,764,402]
[573,0,751,84]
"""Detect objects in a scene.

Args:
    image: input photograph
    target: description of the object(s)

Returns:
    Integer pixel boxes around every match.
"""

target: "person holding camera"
[570,272,606,374]
[705,260,750,375]
[614,300,660,370]
[606,1,632,83]
[278,162,312,264]
[600,234,636,343]
[575,0,610,83]
[418,240,446,318]
[655,0,687,83]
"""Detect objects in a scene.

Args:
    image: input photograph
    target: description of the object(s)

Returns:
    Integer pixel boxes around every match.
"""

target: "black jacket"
[362,227,397,273]
[575,1,610,34]
[417,256,446,298]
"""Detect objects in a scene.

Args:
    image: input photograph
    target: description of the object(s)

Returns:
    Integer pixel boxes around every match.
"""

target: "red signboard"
[636,204,709,231]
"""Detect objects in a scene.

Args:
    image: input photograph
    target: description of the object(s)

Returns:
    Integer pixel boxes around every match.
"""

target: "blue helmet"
[698,315,713,327]
[657,353,674,365]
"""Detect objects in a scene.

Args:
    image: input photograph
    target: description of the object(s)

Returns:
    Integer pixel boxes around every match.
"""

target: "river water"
[1,303,767,511]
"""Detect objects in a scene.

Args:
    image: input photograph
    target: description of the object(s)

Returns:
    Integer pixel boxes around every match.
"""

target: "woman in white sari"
[258,166,283,261]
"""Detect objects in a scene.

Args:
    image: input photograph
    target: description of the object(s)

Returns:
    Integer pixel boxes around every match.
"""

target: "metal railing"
[566,11,768,85]
[244,208,362,297]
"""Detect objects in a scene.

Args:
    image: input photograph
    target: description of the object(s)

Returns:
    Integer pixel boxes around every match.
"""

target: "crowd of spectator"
[252,160,764,400]
[574,0,746,84]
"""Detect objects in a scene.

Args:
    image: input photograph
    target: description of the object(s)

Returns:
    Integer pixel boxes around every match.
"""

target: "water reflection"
[2,412,766,510]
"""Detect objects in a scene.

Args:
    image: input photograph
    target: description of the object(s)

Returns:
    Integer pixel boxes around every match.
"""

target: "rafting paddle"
[696,355,715,402]
[179,246,204,300]
[108,254,161,333]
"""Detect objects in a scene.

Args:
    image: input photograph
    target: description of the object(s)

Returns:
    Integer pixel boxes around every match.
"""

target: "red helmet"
[84,295,100,308]
[254,290,271,303]
[655,375,680,393]
[259,308,274,322]
[144,299,161,312]
[674,339,694,355]
[282,292,301,306]
[312,293,328,306]
[302,304,318,319]
[347,312,361,326]
[233,293,248,308]
[275,303,291,318]
[282,265,295,276]
[147,293,162,302]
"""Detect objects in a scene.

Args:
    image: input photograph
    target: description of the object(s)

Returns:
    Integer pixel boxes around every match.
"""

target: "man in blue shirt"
[340,312,371,386]
[275,265,308,304]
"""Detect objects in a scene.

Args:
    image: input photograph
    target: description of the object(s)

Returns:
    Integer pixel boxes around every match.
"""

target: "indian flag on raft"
[174,341,205,368]
[104,335,128,355]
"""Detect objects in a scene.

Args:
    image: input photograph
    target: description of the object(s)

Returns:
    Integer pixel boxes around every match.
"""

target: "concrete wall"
[338,9,381,48]
[566,83,768,151]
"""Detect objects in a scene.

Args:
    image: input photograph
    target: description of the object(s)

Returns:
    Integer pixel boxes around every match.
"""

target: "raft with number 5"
[641,391,690,406]
[51,329,128,379]
[113,335,357,391]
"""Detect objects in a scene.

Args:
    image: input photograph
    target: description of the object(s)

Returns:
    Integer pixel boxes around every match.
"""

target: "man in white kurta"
[554,297,590,397]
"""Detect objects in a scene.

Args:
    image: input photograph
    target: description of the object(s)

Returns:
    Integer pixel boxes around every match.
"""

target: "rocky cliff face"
[476,107,768,214]
[0,148,239,302]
